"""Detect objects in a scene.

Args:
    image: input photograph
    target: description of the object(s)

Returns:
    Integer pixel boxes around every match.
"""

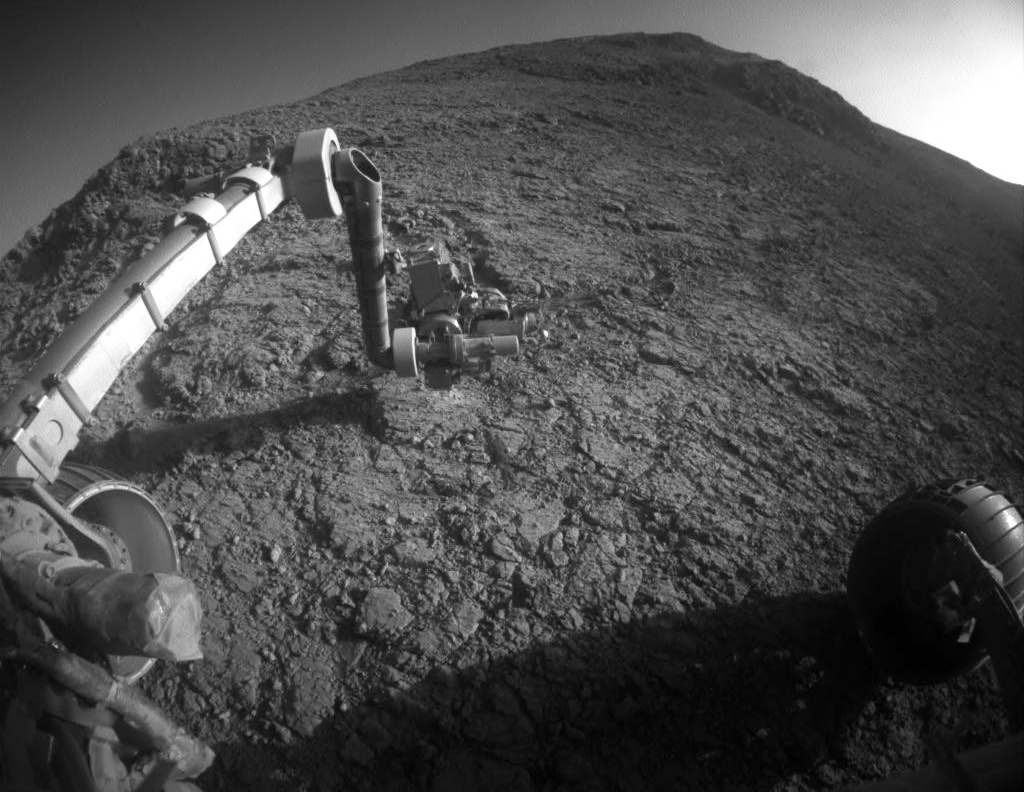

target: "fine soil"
[2,32,1022,792]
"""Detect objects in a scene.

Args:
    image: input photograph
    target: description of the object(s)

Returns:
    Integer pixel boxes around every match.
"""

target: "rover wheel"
[847,479,1024,683]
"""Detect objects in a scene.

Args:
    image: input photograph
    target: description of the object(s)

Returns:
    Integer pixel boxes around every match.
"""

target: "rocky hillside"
[2,32,1022,792]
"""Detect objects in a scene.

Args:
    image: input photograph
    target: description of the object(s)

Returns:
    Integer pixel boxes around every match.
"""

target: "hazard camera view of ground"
[1,32,1022,792]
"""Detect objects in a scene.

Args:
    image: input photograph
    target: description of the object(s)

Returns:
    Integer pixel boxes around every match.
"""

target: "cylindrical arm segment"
[334,148,392,369]
[0,164,287,483]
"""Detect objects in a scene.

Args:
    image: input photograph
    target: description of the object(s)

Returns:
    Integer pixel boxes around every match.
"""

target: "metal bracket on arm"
[171,196,228,263]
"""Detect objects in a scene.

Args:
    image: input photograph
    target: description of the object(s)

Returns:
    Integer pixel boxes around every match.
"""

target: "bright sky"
[1,0,1021,254]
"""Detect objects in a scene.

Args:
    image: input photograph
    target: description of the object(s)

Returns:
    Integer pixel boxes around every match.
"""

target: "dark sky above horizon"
[1,0,1020,254]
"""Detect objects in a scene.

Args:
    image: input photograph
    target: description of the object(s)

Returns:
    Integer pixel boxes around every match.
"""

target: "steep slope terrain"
[2,32,1022,792]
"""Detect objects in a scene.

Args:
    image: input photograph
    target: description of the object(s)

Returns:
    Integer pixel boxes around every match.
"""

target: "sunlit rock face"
[1,31,1021,792]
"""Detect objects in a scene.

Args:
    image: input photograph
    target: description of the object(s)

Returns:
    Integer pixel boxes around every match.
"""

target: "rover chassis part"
[45,462,180,682]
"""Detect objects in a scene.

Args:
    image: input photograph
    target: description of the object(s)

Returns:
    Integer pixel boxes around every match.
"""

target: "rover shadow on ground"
[210,591,879,792]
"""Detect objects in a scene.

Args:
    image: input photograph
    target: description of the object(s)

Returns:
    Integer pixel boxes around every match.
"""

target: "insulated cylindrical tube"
[9,641,215,778]
[416,334,521,366]
[451,334,520,364]
[473,314,534,339]
[1,554,203,661]
[333,148,392,368]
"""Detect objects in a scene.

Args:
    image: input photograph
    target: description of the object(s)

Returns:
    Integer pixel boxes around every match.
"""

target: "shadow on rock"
[207,591,876,792]
[73,388,380,474]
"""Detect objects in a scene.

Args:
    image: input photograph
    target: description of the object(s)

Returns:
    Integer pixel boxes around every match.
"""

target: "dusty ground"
[2,32,1023,791]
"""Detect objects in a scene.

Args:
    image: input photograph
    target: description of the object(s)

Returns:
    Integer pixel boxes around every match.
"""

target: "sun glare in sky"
[929,39,1023,185]
[835,0,1024,185]
[669,0,1024,184]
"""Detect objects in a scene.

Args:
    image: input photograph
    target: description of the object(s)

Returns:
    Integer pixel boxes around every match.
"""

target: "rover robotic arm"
[0,127,535,791]
[0,127,530,487]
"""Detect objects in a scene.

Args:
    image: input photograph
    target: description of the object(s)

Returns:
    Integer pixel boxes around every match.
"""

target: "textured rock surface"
[1,31,1022,792]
